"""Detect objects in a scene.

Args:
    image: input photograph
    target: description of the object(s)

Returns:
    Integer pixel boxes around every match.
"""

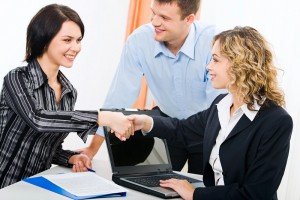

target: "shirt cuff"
[141,117,154,136]
[96,127,105,137]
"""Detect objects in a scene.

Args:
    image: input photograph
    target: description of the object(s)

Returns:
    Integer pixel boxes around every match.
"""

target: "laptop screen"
[106,132,170,167]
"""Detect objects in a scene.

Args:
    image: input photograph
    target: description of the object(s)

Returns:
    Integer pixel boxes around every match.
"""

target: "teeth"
[65,55,75,59]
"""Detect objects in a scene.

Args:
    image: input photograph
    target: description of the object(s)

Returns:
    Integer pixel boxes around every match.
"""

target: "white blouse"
[209,94,261,185]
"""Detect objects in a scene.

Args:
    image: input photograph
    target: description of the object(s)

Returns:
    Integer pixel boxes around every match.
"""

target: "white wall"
[201,0,300,199]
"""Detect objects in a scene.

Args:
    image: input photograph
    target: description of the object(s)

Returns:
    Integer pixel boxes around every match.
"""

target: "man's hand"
[127,114,153,133]
[160,179,195,200]
[68,154,92,172]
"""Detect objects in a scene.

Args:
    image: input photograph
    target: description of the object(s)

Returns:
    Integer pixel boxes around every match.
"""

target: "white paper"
[43,172,127,197]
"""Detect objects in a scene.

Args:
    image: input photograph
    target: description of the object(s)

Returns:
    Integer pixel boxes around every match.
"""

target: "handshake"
[97,111,153,141]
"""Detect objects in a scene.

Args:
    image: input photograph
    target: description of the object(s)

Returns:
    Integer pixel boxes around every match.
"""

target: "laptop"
[101,109,204,199]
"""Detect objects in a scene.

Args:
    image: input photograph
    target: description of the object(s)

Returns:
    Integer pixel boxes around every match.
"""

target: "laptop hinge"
[113,170,173,177]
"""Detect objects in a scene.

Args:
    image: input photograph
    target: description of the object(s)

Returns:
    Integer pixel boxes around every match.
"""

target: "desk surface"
[0,159,202,200]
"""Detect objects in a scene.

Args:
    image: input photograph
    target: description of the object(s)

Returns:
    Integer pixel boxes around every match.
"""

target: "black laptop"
[101,109,203,199]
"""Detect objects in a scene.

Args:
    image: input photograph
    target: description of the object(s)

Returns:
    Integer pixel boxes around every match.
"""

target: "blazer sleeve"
[147,95,223,150]
[3,70,98,133]
[194,111,293,200]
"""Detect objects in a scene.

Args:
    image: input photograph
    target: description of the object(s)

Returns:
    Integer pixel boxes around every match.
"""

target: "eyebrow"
[61,35,82,39]
[150,8,171,20]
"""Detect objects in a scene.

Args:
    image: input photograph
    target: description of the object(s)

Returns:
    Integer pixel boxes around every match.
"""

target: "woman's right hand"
[98,111,134,140]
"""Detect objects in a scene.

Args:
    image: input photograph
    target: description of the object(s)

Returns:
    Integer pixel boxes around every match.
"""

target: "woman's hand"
[68,154,92,172]
[160,179,195,200]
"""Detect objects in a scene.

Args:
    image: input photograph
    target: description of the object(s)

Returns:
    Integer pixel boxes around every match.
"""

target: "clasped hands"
[99,112,152,141]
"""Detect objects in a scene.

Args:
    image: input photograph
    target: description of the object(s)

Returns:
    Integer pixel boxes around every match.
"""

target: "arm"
[4,71,97,133]
[103,35,144,109]
[52,145,91,172]
[4,71,132,136]
[194,113,293,200]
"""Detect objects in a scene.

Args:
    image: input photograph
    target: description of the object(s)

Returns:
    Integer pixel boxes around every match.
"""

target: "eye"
[63,38,71,43]
[212,58,219,63]
[77,38,82,43]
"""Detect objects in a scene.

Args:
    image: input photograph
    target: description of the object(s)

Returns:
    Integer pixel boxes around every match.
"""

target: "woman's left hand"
[69,154,92,172]
[160,178,195,200]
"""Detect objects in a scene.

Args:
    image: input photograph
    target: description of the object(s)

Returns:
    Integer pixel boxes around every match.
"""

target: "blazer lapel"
[203,110,221,165]
[225,114,252,141]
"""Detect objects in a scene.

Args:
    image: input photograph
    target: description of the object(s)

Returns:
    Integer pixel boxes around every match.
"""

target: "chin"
[61,63,73,68]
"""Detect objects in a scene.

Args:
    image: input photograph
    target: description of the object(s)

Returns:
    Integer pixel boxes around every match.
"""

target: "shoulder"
[258,101,293,138]
[4,65,28,82]
[193,21,216,38]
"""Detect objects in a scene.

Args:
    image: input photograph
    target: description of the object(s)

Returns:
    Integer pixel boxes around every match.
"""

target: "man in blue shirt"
[82,0,222,174]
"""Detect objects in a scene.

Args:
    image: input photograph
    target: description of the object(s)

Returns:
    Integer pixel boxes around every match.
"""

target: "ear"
[185,14,195,24]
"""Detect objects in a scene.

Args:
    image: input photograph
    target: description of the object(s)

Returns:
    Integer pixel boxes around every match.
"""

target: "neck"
[230,93,244,115]
[37,56,60,84]
[165,27,190,55]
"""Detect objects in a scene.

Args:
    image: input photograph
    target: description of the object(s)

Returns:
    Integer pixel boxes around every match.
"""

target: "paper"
[24,172,127,199]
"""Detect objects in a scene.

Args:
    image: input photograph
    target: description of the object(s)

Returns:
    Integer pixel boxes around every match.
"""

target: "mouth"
[65,54,76,61]
[210,74,216,80]
[155,28,165,34]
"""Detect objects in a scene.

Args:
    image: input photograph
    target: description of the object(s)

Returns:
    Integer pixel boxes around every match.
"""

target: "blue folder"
[24,176,126,199]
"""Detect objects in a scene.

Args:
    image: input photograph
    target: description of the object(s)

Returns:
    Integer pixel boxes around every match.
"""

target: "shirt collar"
[28,59,76,97]
[153,24,195,59]
[28,59,48,90]
[217,93,261,122]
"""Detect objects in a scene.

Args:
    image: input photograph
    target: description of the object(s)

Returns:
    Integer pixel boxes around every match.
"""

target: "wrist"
[98,111,110,127]
[142,116,153,133]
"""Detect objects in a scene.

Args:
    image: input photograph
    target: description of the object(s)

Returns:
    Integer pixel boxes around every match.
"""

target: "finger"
[72,164,76,172]
[129,121,135,136]
[78,161,86,172]
[84,157,92,168]
[74,163,80,172]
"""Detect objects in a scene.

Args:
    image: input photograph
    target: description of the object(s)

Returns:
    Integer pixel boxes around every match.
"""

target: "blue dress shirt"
[97,21,223,135]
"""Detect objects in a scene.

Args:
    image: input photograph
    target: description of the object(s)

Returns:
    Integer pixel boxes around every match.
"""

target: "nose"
[70,41,81,52]
[206,60,212,71]
[151,15,162,27]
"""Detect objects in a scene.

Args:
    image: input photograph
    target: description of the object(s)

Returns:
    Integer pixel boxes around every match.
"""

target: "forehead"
[212,40,221,55]
[55,21,82,38]
[151,1,181,18]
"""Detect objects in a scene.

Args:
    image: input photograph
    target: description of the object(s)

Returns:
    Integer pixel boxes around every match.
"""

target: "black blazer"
[148,94,293,200]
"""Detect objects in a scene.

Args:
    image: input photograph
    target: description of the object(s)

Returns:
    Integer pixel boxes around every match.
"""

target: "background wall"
[0,0,299,199]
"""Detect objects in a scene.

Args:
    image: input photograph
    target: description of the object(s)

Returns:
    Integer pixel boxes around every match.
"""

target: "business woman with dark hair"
[127,26,293,199]
[0,4,133,188]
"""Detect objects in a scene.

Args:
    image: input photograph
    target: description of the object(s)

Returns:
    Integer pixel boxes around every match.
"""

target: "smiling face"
[207,39,231,90]
[150,1,193,46]
[42,20,82,68]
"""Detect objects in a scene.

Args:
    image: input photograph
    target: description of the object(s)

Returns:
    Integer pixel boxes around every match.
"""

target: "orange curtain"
[125,0,152,109]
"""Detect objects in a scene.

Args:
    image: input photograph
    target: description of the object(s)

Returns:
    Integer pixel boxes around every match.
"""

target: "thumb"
[127,115,135,121]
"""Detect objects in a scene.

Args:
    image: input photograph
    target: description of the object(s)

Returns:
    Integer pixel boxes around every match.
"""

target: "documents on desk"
[24,172,127,199]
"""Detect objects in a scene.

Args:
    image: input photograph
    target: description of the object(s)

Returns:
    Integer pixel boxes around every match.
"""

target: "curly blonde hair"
[213,26,285,109]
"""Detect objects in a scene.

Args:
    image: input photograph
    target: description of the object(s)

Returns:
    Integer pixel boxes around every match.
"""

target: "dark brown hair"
[25,4,84,62]
[155,0,200,19]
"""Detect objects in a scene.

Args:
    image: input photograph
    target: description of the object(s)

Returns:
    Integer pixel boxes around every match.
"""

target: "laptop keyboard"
[126,173,200,187]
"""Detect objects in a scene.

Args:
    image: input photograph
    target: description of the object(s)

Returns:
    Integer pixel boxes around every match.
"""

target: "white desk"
[0,159,202,200]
